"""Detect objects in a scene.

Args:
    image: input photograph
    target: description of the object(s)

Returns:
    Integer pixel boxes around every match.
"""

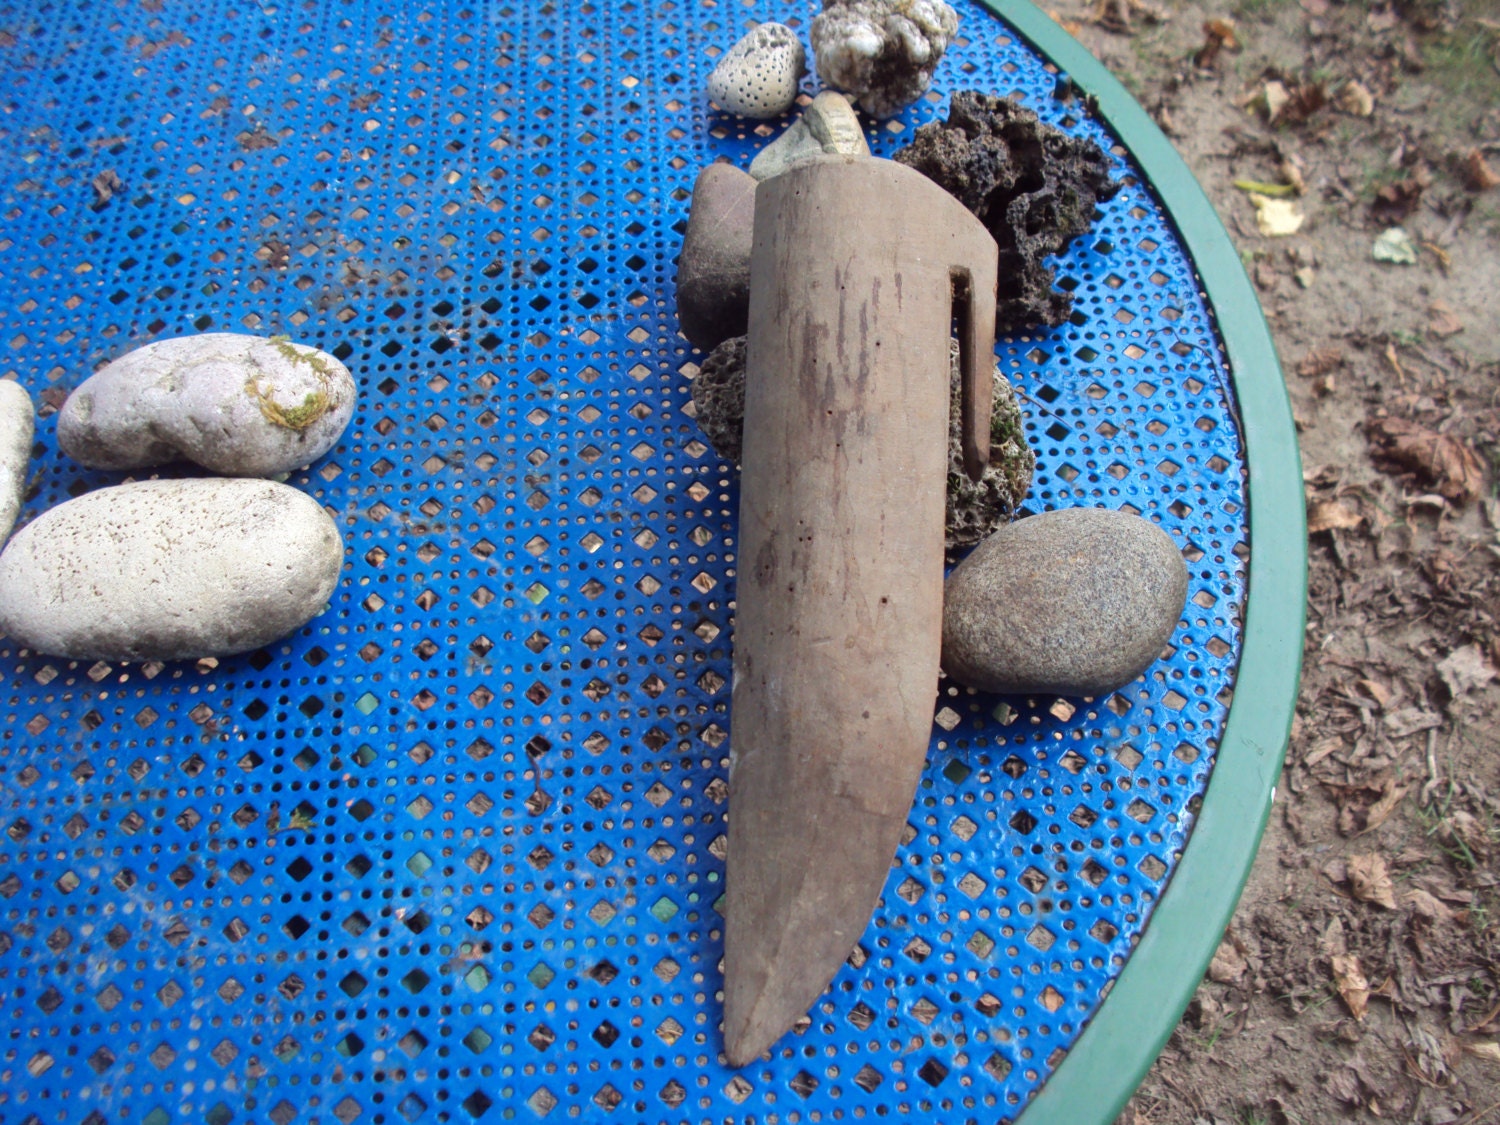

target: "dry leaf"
[1262,80,1289,122]
[91,169,122,211]
[1464,1041,1500,1063]
[1307,498,1362,533]
[1372,173,1429,223]
[1464,148,1500,192]
[1437,644,1496,699]
[1193,17,1237,68]
[1278,80,1327,125]
[1249,192,1305,236]
[1404,887,1455,922]
[1383,705,1442,738]
[1320,915,1348,957]
[1304,734,1344,767]
[1361,782,1408,834]
[1208,939,1248,983]
[1331,953,1371,1019]
[1367,415,1486,503]
[1358,678,1392,708]
[1347,853,1398,908]
[1428,300,1464,337]
[1438,810,1490,862]
[1296,346,1344,378]
[1335,80,1375,116]
[1406,1025,1460,1087]
[1372,227,1419,264]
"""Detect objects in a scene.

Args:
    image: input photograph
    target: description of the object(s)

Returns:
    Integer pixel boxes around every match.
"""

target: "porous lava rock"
[894,91,1120,333]
[692,336,1033,549]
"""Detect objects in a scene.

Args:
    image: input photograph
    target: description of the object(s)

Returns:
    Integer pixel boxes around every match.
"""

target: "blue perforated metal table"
[0,1,1303,1122]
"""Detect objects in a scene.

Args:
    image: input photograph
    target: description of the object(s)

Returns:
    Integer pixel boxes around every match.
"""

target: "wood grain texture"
[724,156,998,1066]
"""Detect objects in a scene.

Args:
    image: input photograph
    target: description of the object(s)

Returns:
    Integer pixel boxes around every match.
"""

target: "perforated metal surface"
[0,1,1248,1122]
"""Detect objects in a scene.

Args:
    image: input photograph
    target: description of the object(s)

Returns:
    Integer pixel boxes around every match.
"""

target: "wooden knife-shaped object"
[724,156,1000,1066]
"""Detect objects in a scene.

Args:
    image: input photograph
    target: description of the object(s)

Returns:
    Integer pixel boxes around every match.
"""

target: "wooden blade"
[723,158,999,1066]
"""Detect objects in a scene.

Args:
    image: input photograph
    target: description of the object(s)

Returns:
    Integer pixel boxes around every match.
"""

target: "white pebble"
[707,23,806,119]
[0,381,33,546]
[0,478,343,662]
[58,332,356,478]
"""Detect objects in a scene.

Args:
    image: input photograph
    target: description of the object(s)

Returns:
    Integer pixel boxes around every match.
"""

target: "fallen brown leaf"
[1360,781,1408,835]
[1320,915,1348,957]
[1193,17,1237,68]
[1465,1040,1500,1063]
[1087,0,1166,33]
[1367,415,1486,503]
[1464,148,1500,191]
[1331,953,1371,1020]
[1304,734,1344,767]
[1335,80,1374,116]
[1384,706,1442,739]
[1296,346,1344,378]
[1347,853,1398,908]
[1428,300,1464,337]
[1437,643,1496,699]
[1326,771,1410,835]
[1403,887,1455,922]
[1372,173,1429,223]
[1208,938,1248,984]
[1357,678,1392,709]
[1307,498,1362,533]
[91,169,122,211]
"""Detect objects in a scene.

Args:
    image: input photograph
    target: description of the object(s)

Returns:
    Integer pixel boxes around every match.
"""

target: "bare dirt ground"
[1045,0,1500,1121]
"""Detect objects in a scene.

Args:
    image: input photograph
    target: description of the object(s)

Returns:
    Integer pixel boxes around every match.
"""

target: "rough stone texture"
[944,339,1033,548]
[0,381,34,546]
[941,507,1188,697]
[691,335,747,462]
[749,90,870,181]
[893,91,1121,333]
[58,332,356,477]
[706,22,806,119]
[810,0,959,118]
[676,164,758,350]
[691,335,1032,548]
[0,478,343,662]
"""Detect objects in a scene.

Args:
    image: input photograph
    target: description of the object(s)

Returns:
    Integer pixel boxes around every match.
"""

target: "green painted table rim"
[971,3,1311,1122]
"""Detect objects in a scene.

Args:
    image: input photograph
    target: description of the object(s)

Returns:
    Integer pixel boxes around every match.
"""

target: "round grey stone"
[0,380,34,546]
[0,477,343,662]
[58,333,356,477]
[942,507,1188,697]
[676,164,758,350]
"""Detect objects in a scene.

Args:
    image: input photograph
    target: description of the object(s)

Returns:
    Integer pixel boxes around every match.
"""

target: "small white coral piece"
[810,0,959,118]
[706,23,807,119]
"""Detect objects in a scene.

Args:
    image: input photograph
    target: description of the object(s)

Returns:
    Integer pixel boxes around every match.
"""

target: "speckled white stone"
[0,478,343,662]
[58,333,356,478]
[706,23,806,119]
[0,381,34,546]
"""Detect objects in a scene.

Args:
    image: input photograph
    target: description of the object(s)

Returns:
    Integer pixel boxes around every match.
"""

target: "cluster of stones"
[0,333,354,663]
[688,20,1187,699]
[705,1,960,122]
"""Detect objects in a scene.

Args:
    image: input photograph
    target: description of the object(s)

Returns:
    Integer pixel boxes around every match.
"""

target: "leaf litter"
[1058,0,1500,1118]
